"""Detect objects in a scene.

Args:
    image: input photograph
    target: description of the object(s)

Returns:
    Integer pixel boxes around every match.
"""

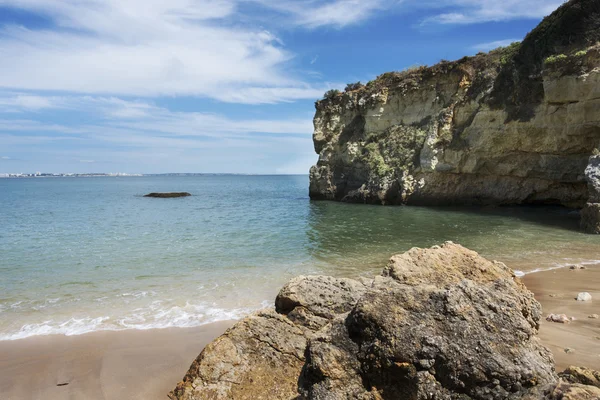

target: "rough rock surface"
[560,366,600,387]
[583,155,600,233]
[169,243,600,399]
[308,0,600,232]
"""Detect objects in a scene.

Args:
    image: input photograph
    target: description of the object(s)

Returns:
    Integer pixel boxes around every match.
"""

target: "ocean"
[1,175,599,340]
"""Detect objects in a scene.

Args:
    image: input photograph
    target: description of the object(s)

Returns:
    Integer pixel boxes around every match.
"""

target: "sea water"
[1,175,599,340]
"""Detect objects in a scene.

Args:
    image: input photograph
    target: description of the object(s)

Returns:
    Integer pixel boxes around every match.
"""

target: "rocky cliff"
[308,0,600,233]
[170,243,600,399]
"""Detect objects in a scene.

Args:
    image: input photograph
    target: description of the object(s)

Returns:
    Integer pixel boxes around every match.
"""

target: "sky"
[0,0,564,174]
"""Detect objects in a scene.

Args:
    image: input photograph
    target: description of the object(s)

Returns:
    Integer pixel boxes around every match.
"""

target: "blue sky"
[0,0,564,174]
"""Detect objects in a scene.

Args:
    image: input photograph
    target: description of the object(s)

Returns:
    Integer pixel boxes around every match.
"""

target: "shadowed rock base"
[170,243,600,399]
[581,203,600,234]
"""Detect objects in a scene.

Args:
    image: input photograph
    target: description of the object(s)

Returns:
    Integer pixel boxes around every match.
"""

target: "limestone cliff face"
[309,0,600,231]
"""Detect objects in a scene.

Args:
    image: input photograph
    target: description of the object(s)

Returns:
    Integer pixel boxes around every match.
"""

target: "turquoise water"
[1,175,599,340]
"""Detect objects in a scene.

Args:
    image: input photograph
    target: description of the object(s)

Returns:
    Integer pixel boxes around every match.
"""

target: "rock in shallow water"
[170,242,598,400]
[143,192,191,198]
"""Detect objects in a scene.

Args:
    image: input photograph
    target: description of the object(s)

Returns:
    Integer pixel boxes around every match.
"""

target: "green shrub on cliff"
[345,82,363,92]
[323,89,341,100]
[544,54,568,64]
[497,41,521,65]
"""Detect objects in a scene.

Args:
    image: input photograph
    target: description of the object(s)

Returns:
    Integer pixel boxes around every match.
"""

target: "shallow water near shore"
[1,175,599,340]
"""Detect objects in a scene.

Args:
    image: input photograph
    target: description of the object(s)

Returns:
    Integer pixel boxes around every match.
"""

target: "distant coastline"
[0,172,143,178]
[0,173,308,178]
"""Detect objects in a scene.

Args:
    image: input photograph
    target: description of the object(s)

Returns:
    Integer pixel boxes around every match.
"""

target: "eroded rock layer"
[170,243,600,399]
[308,0,600,231]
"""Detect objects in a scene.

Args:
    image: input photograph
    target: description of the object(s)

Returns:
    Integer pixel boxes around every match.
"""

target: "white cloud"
[0,0,324,103]
[252,0,389,28]
[0,0,566,105]
[471,38,521,52]
[79,160,95,163]
[253,0,562,28]
[0,94,313,140]
[1,156,10,159]
[0,94,66,111]
[422,0,564,25]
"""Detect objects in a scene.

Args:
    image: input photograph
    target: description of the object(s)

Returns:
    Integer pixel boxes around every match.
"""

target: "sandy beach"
[1,265,599,400]
[0,321,234,400]
[522,266,600,371]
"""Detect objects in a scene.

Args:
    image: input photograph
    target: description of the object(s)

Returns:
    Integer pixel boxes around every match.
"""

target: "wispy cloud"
[0,0,325,103]
[0,93,313,142]
[471,38,521,52]
[252,0,389,28]
[0,0,564,104]
[422,0,563,25]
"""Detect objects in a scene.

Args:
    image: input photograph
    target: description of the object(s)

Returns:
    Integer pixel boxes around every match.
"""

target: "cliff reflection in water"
[305,202,597,277]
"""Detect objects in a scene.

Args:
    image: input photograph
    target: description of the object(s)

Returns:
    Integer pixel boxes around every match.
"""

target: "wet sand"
[522,266,600,371]
[0,321,234,400]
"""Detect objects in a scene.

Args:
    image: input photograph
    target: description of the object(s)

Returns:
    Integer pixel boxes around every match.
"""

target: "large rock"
[582,155,600,233]
[169,243,600,400]
[300,243,553,399]
[585,155,600,203]
[308,0,600,233]
[581,203,600,234]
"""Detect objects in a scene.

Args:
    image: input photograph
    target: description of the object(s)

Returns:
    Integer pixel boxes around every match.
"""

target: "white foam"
[514,259,600,276]
[0,300,270,341]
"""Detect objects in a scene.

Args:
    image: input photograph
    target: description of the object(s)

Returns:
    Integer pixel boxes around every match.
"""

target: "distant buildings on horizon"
[0,172,143,178]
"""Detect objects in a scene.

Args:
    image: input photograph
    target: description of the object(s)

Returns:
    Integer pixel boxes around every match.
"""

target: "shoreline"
[1,264,599,399]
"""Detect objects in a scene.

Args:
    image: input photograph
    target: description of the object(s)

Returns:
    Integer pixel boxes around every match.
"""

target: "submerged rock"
[170,243,578,400]
[143,192,191,198]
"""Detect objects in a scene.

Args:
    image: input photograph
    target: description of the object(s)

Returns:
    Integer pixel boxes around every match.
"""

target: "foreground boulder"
[170,243,600,399]
[143,192,191,198]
